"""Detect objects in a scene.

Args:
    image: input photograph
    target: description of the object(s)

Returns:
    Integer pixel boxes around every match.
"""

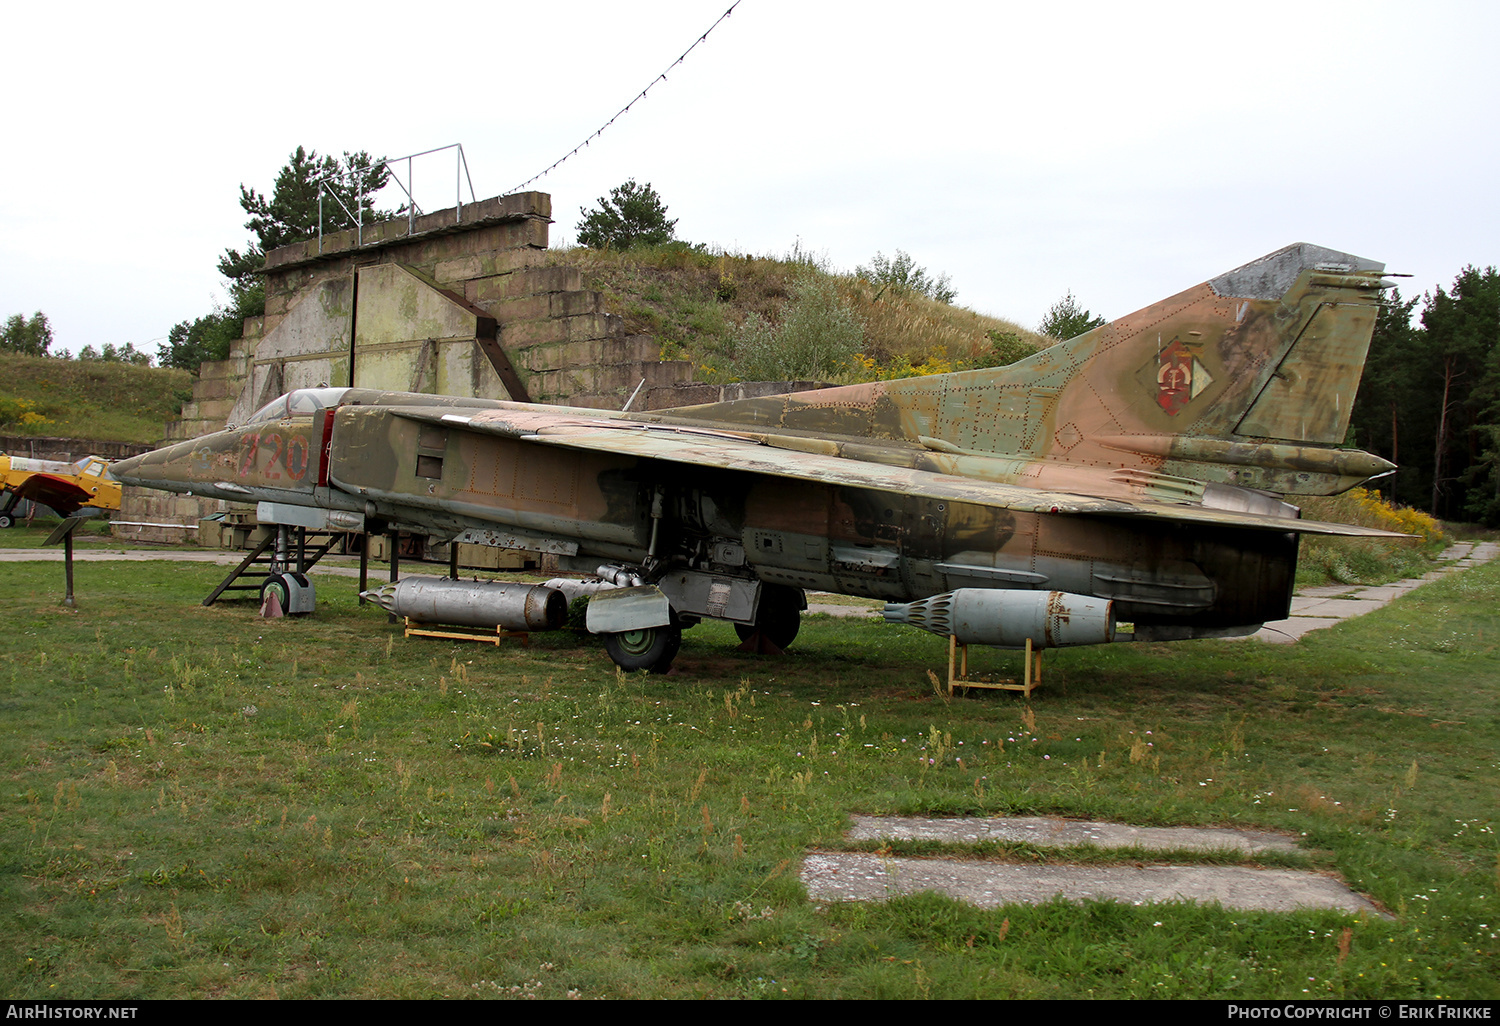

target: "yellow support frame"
[947,635,1042,698]
[403,617,530,647]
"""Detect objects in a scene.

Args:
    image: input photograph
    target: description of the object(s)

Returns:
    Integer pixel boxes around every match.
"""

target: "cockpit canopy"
[245,388,353,425]
[72,457,109,478]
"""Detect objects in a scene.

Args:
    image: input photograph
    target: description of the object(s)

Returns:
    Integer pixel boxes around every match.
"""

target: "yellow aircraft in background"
[0,453,121,527]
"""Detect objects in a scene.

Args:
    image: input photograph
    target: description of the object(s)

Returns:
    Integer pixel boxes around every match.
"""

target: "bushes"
[0,397,51,429]
[1297,488,1447,586]
[1037,291,1106,341]
[553,246,1047,387]
[854,250,956,304]
[722,272,865,382]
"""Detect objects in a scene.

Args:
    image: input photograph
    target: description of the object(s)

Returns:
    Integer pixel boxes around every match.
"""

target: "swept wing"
[392,407,1405,538]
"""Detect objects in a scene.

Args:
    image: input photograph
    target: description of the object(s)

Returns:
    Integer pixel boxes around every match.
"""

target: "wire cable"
[508,1,743,194]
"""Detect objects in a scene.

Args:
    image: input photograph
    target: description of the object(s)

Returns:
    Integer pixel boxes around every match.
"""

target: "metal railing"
[317,144,477,253]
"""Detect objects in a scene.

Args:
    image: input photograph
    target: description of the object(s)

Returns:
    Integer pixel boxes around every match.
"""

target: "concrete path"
[1250,540,1499,643]
[0,547,375,581]
[803,816,1387,916]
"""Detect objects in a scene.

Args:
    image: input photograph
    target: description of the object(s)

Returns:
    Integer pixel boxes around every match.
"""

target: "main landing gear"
[734,583,804,654]
[597,582,805,674]
[604,620,683,674]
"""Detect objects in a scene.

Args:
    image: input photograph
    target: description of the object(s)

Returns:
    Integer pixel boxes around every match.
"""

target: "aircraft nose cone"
[107,453,141,482]
[108,450,153,486]
[105,441,207,493]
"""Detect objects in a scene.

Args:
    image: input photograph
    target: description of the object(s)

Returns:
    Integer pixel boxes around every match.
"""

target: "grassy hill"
[0,353,192,444]
[552,245,1051,382]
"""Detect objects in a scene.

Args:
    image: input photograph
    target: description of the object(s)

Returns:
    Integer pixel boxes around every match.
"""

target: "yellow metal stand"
[403,618,530,647]
[947,635,1042,698]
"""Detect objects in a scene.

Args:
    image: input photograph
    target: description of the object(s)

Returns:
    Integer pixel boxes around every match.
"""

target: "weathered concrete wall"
[0,436,152,462]
[114,487,216,545]
[227,277,355,426]
[242,190,695,412]
[348,264,507,398]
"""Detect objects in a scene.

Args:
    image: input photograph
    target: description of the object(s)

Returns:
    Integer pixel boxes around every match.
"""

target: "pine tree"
[1422,266,1500,518]
[1038,292,1106,340]
[218,147,391,314]
[162,147,391,371]
[1349,289,1422,505]
[576,180,677,250]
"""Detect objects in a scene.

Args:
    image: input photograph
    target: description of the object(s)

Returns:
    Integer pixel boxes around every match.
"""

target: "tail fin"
[662,243,1393,495]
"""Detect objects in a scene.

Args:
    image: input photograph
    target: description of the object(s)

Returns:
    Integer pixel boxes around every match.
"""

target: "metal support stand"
[42,515,91,607]
[402,617,529,647]
[63,532,74,606]
[947,635,1042,698]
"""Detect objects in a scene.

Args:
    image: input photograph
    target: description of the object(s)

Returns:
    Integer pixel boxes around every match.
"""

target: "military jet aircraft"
[111,243,1405,672]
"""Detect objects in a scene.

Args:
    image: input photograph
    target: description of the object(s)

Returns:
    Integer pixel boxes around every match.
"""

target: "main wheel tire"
[605,623,683,674]
[0,514,13,529]
[734,584,803,651]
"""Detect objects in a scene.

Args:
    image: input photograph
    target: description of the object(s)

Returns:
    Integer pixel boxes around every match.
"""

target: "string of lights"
[508,1,743,194]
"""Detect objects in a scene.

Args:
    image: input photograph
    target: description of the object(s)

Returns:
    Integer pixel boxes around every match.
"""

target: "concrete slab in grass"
[801,854,1385,915]
[847,815,1299,854]
[804,816,1385,915]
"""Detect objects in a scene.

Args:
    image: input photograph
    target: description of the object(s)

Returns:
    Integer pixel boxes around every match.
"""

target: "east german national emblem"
[1155,337,1212,415]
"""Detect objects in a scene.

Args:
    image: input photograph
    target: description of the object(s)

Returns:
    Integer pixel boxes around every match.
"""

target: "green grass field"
[2,557,1496,999]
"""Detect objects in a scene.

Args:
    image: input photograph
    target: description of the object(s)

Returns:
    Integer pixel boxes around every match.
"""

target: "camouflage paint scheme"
[112,244,1404,658]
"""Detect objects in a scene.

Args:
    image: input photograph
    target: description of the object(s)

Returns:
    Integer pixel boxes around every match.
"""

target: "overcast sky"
[3,0,1496,358]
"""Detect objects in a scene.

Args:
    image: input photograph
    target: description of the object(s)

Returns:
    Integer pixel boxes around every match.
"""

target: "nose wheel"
[260,571,316,617]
